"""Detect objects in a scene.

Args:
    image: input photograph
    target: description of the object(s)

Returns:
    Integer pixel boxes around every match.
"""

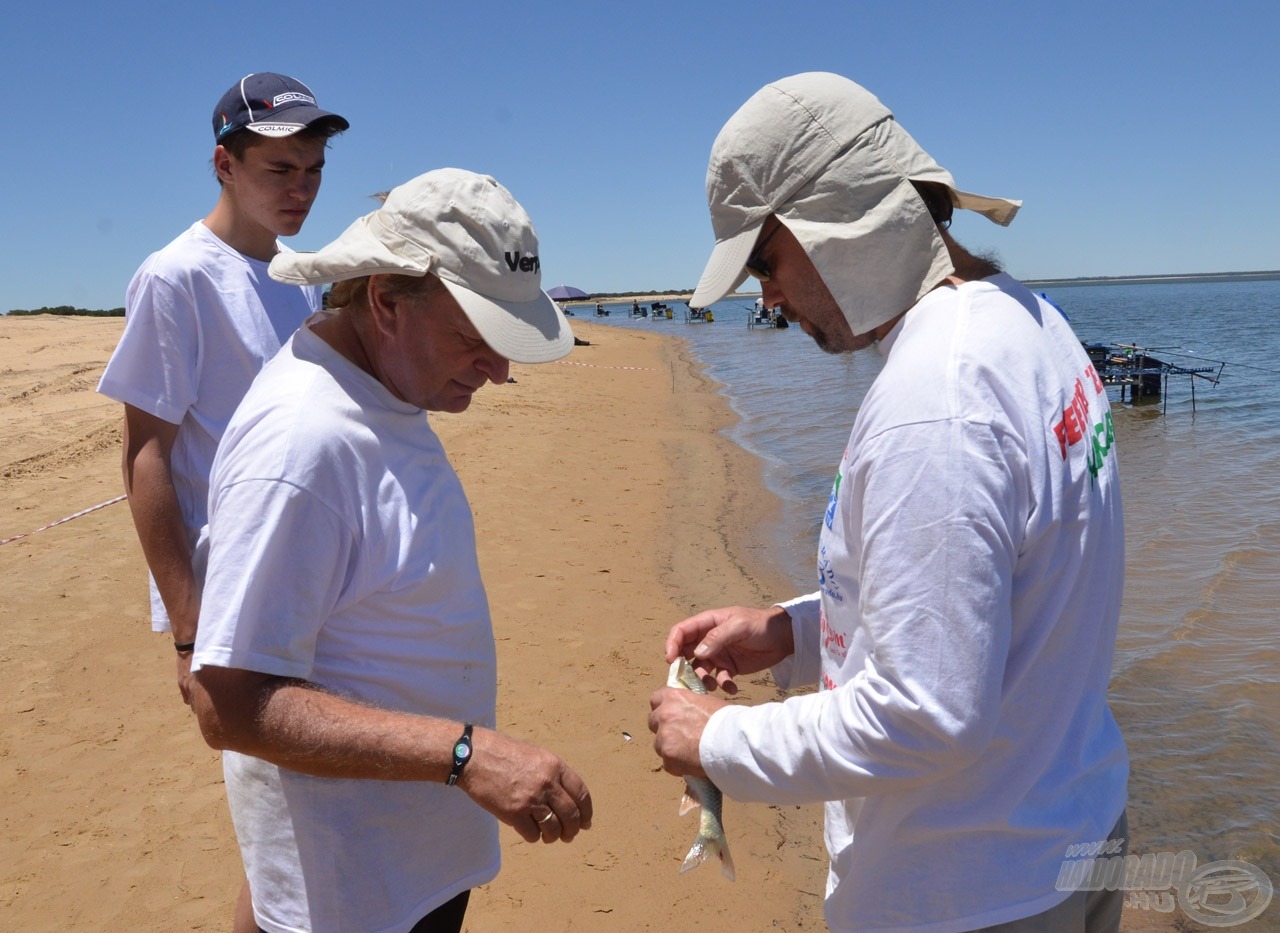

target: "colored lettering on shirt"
[1086,410,1115,480]
[1053,377,1090,458]
[821,612,848,663]
[1052,366,1115,481]
[1086,362,1104,394]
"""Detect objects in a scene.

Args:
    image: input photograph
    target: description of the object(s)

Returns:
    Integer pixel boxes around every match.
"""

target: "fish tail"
[680,832,736,882]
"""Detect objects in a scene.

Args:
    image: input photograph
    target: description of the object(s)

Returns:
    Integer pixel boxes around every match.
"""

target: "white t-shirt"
[97,221,321,631]
[701,275,1128,933]
[193,317,500,933]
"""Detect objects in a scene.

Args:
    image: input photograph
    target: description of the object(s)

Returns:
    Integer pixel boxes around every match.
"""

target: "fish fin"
[678,791,699,817]
[679,834,736,882]
[679,837,710,874]
[719,840,737,882]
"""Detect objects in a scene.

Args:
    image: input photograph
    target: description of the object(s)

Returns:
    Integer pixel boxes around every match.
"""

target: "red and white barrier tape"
[0,495,127,546]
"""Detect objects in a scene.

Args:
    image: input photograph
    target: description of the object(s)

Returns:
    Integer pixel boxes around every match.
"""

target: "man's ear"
[212,145,236,185]
[366,276,401,337]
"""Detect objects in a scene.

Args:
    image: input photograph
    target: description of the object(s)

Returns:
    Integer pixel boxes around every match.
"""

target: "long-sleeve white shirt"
[701,275,1128,932]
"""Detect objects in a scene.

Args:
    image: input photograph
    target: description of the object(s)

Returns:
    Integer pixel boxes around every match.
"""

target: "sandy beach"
[0,315,827,930]
[0,314,1184,931]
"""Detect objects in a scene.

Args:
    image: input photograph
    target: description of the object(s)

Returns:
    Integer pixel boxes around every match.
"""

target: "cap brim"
[246,106,350,138]
[269,215,428,285]
[689,223,762,309]
[439,280,575,365]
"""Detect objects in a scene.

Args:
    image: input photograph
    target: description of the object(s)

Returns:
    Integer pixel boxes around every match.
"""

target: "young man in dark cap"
[98,72,347,932]
[189,168,591,933]
[650,73,1128,932]
[99,73,348,703]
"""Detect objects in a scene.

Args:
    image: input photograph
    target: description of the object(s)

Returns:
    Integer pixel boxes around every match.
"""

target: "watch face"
[454,742,471,760]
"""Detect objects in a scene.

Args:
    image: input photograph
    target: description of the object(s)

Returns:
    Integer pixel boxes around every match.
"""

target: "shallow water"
[584,279,1280,890]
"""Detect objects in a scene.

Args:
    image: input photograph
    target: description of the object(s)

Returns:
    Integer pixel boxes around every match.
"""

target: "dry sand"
[0,315,1175,931]
[0,315,827,930]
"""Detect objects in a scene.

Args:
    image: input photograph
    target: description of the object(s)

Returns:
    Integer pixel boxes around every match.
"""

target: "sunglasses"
[743,222,782,282]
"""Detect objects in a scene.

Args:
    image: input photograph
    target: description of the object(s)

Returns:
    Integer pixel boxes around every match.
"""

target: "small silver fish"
[668,657,736,881]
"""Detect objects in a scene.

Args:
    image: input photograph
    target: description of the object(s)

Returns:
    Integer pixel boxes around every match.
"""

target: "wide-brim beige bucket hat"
[270,168,574,364]
[690,73,1021,335]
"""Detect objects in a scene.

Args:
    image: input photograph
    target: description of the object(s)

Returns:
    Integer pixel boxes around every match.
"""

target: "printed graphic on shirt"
[1052,363,1115,481]
[821,609,849,664]
[817,543,844,603]
[824,470,842,530]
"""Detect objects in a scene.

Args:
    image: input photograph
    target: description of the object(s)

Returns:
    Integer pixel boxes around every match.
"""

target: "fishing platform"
[1082,342,1223,412]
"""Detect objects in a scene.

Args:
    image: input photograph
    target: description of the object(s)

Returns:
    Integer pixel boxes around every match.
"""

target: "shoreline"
[0,314,1188,932]
[0,314,825,929]
[559,291,760,306]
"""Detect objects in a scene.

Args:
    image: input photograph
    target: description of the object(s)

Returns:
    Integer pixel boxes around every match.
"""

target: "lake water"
[582,279,1280,893]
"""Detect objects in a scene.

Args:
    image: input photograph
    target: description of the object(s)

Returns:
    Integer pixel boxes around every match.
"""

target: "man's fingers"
[664,612,723,663]
[691,625,729,661]
[513,817,540,843]
[514,772,591,845]
[544,778,587,842]
[533,808,561,843]
[714,666,740,695]
[570,780,593,829]
[689,653,740,696]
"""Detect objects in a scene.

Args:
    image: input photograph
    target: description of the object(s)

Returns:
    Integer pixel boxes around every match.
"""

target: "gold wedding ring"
[537,811,556,824]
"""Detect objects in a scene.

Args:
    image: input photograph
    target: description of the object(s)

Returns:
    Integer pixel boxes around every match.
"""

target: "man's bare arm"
[192,666,593,843]
[122,405,201,700]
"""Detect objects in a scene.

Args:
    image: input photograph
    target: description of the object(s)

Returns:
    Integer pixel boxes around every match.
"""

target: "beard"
[812,327,840,355]
[800,315,868,355]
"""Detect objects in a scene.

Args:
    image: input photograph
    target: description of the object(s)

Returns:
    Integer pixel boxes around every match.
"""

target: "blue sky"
[4,1,1277,310]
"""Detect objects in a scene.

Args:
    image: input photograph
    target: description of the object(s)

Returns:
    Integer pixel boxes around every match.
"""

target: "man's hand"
[175,649,195,706]
[664,604,795,694]
[458,730,593,845]
[648,686,726,779]
[191,666,594,845]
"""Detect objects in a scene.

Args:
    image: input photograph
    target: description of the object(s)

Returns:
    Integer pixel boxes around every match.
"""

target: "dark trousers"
[258,889,470,933]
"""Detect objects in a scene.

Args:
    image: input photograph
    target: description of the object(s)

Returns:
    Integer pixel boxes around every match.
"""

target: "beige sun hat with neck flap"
[690,72,1021,335]
[270,168,573,365]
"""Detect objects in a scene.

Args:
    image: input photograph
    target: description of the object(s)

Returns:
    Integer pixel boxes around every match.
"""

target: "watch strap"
[446,723,473,786]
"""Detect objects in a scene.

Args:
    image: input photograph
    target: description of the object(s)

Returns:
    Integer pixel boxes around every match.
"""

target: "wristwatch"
[446,723,473,786]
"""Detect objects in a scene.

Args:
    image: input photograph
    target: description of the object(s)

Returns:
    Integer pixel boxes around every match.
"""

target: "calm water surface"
[584,280,1280,890]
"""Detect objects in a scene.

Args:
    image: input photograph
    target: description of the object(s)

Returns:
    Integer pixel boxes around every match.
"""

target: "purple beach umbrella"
[546,284,590,301]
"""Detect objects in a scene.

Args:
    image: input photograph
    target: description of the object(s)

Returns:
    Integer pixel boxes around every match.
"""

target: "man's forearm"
[192,665,592,841]
[122,431,199,641]
[193,668,457,782]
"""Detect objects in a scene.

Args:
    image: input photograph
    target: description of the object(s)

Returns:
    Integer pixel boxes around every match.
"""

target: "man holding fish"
[650,73,1129,933]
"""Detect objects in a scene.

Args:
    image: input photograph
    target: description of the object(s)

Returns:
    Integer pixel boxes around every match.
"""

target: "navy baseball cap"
[212,72,349,141]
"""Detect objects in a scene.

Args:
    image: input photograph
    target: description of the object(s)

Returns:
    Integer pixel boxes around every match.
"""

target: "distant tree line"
[6,306,125,317]
[589,289,693,300]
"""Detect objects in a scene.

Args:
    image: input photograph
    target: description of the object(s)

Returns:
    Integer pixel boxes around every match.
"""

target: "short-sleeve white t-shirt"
[194,317,500,932]
[97,221,321,630]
